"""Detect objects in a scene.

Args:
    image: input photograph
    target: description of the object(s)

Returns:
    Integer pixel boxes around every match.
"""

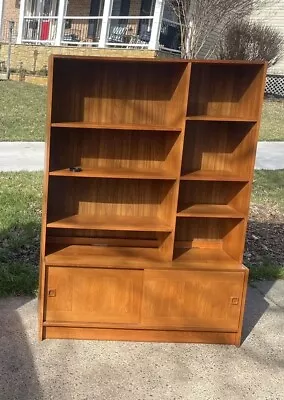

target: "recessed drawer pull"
[231,297,239,305]
[48,289,56,297]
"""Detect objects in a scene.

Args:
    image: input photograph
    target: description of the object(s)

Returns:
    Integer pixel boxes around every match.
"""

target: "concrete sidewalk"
[0,141,284,171]
[255,142,284,170]
[0,281,283,400]
[0,142,44,172]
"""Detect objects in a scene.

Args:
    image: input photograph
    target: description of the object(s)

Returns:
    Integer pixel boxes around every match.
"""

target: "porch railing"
[107,17,152,47]
[61,17,102,46]
[22,17,58,43]
[10,14,180,52]
[0,20,18,43]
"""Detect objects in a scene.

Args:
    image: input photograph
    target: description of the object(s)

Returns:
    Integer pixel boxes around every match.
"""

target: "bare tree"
[167,0,272,59]
[219,20,283,66]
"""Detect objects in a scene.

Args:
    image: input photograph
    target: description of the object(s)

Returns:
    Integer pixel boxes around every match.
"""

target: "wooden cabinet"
[141,271,244,331]
[39,56,266,345]
[45,267,143,324]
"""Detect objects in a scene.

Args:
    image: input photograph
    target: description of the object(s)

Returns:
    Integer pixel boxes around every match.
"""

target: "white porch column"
[55,0,66,46]
[16,0,26,44]
[98,0,113,48]
[148,0,165,50]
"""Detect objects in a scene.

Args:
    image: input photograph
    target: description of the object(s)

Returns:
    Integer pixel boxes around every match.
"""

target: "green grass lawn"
[251,169,284,209]
[260,100,284,141]
[0,172,42,296]
[0,80,284,141]
[0,170,283,296]
[0,81,46,141]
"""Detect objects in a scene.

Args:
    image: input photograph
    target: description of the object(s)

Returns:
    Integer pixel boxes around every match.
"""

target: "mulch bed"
[245,204,284,267]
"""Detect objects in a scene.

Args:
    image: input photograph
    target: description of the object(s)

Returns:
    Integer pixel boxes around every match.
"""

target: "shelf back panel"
[178,181,249,215]
[47,177,176,225]
[188,63,265,119]
[175,217,245,255]
[49,128,181,175]
[181,121,257,179]
[51,59,188,127]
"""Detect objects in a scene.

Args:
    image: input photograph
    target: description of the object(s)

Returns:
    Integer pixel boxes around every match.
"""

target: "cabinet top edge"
[49,55,267,66]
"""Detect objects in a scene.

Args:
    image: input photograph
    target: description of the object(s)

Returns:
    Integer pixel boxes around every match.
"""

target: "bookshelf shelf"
[186,116,257,122]
[47,214,173,232]
[176,204,245,219]
[49,167,177,180]
[51,122,182,131]
[180,170,249,182]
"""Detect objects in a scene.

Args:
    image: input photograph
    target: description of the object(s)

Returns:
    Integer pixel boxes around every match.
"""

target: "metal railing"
[61,17,102,46]
[0,20,18,43]
[107,17,152,47]
[1,15,181,53]
[22,17,58,43]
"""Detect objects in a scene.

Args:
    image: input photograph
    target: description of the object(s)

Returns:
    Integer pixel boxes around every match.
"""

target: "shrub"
[219,19,283,66]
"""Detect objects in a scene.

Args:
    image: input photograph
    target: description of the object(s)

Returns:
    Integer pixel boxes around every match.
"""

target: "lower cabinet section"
[44,266,247,343]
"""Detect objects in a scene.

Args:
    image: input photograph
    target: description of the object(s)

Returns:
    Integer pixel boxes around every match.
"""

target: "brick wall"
[66,0,92,16]
[3,0,20,23]
[0,43,156,71]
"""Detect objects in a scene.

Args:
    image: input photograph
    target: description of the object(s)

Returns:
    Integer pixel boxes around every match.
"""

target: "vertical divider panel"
[39,55,55,340]
[164,62,192,262]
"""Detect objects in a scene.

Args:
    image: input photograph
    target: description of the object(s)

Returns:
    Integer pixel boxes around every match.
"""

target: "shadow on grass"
[0,221,40,296]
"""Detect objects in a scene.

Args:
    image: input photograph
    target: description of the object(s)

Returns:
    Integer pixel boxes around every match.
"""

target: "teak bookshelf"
[39,56,267,345]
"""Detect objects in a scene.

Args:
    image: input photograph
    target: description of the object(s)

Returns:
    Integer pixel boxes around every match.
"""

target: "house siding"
[251,0,284,74]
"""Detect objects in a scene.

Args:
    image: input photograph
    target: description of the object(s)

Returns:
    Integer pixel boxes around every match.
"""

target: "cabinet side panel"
[39,55,54,340]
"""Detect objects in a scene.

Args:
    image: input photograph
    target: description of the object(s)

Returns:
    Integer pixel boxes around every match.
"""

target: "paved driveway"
[0,142,284,171]
[0,281,283,400]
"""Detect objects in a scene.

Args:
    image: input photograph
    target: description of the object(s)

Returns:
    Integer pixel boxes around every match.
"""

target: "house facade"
[251,0,284,74]
[0,0,180,52]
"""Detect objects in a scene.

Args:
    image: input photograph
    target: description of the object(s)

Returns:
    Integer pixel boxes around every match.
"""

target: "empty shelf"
[186,116,257,122]
[47,214,173,232]
[173,248,242,271]
[51,122,181,132]
[177,204,244,218]
[49,167,177,180]
[45,245,169,268]
[180,170,249,182]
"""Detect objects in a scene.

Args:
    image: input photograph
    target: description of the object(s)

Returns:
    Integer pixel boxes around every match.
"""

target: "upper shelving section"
[187,61,266,120]
[50,56,190,129]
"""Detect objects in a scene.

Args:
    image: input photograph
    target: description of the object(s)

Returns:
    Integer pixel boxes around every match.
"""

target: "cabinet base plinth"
[43,326,239,346]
